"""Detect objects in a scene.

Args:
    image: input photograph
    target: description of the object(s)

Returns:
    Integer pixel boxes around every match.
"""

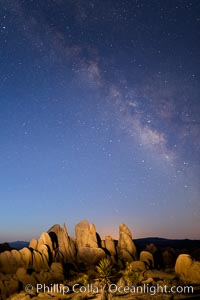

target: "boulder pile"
[0,220,138,298]
[0,220,200,299]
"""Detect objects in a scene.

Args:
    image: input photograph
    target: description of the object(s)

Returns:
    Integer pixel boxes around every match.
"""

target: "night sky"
[0,0,200,242]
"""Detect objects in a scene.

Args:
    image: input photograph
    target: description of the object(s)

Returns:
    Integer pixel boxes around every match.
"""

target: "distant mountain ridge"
[134,237,200,250]
[6,237,200,251]
[9,241,29,249]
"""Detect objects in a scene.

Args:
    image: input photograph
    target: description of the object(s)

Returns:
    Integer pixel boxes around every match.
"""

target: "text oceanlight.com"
[25,283,194,296]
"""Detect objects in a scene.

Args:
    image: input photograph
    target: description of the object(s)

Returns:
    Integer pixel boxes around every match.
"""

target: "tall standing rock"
[104,235,117,264]
[117,224,137,262]
[36,232,53,254]
[48,223,76,264]
[75,220,105,267]
[88,223,99,248]
[104,236,117,257]
[75,220,98,248]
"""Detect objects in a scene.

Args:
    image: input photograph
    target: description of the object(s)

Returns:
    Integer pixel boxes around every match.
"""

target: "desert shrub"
[96,258,114,286]
[76,274,89,286]
[96,258,115,300]
[121,262,140,286]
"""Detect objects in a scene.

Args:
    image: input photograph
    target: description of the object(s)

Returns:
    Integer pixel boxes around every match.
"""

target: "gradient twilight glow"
[0,0,200,242]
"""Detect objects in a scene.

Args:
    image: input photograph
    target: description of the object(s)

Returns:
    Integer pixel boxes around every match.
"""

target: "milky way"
[0,0,199,241]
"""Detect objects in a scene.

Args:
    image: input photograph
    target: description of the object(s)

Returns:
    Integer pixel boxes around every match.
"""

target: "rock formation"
[36,232,54,254]
[1,220,200,300]
[75,220,105,266]
[0,221,138,275]
[77,247,106,266]
[140,250,154,268]
[117,223,137,262]
[175,253,193,277]
[19,247,32,269]
[104,235,117,264]
[104,236,117,257]
[48,224,76,264]
[175,253,200,284]
[75,220,99,248]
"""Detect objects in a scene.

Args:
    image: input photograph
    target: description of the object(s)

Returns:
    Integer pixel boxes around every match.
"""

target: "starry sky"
[0,0,200,242]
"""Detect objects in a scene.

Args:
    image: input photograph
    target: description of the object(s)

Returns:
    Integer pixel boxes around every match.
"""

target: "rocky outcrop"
[0,248,32,274]
[140,250,154,268]
[104,235,117,263]
[0,236,50,275]
[36,232,54,254]
[0,274,19,300]
[16,267,37,287]
[175,254,193,277]
[49,262,64,282]
[32,249,49,272]
[1,220,200,300]
[29,238,38,250]
[77,247,106,266]
[0,263,65,299]
[10,250,22,271]
[74,220,106,267]
[19,247,32,269]
[0,251,13,273]
[104,236,117,256]
[48,224,76,264]
[175,254,200,284]
[75,220,99,248]
[117,223,137,262]
[186,261,200,284]
[0,220,108,276]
